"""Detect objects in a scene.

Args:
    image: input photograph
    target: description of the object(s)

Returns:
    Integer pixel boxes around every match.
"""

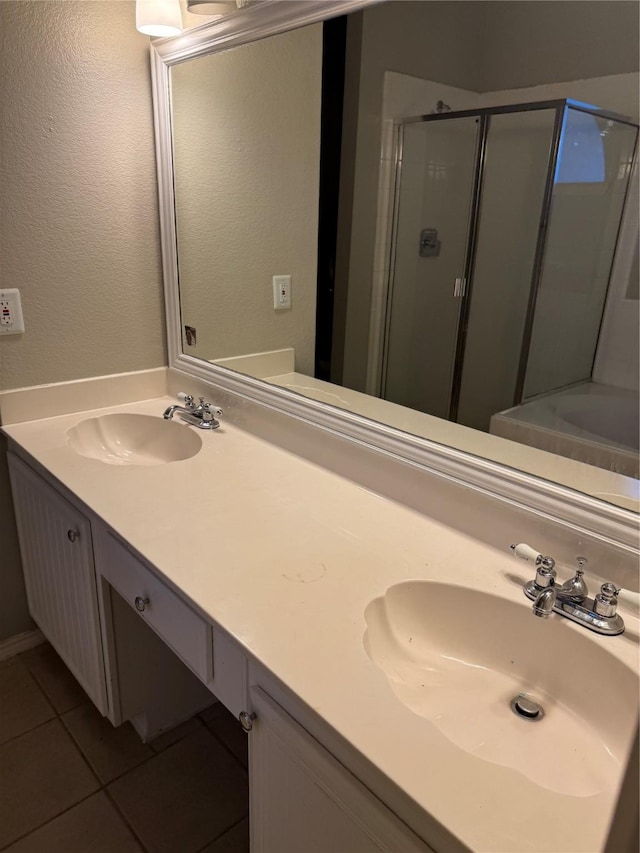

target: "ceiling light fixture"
[186,0,246,19]
[136,0,182,37]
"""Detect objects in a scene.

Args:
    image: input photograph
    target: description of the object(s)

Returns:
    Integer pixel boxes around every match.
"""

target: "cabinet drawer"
[99,532,213,686]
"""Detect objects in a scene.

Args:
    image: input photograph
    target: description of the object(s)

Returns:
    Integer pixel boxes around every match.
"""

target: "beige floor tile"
[199,818,249,853]
[149,714,203,753]
[0,657,55,746]
[0,719,100,848]
[203,703,248,768]
[20,643,87,714]
[62,703,154,784]
[108,727,248,853]
[3,792,143,853]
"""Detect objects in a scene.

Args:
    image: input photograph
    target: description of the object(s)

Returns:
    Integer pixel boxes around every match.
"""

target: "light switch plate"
[0,288,25,335]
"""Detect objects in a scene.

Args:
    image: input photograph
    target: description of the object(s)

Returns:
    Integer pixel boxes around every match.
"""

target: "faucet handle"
[534,564,556,589]
[177,392,195,409]
[203,403,223,416]
[201,402,223,428]
[510,543,556,571]
[202,402,223,418]
[594,583,620,618]
[510,543,556,588]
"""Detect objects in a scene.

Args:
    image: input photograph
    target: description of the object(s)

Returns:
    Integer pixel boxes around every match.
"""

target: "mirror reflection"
[170,1,639,502]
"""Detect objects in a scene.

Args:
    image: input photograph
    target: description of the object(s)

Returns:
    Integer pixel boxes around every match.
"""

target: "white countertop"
[4,395,639,853]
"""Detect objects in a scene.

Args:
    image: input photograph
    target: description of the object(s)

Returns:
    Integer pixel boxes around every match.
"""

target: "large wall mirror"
[152,0,640,528]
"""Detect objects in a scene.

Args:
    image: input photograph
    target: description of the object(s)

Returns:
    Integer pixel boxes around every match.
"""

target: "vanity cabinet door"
[7,453,107,714]
[248,686,433,853]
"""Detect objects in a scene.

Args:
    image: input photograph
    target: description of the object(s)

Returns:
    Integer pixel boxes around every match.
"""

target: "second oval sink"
[364,581,637,797]
[67,413,202,466]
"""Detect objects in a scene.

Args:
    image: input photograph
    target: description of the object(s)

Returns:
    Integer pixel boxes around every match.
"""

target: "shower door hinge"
[453,277,467,297]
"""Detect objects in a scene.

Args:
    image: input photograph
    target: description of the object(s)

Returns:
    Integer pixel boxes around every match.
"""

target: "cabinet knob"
[239,710,256,733]
[67,529,79,543]
[134,595,150,612]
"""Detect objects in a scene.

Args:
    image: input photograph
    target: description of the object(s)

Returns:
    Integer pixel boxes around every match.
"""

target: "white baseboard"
[0,629,45,662]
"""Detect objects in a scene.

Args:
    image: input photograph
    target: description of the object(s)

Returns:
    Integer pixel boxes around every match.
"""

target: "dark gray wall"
[338,2,486,390]
[337,0,640,392]
[481,1,640,92]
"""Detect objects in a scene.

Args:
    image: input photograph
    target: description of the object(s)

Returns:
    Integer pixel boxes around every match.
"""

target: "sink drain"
[510,694,545,721]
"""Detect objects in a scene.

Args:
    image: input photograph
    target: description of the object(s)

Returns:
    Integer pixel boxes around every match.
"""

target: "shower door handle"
[453,277,467,297]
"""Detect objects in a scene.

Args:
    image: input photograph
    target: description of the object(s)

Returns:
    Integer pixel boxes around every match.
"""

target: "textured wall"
[0,0,165,391]
[172,26,322,374]
[0,1,166,641]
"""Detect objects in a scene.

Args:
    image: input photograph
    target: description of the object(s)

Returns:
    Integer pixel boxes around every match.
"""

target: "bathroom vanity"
[5,397,433,852]
[2,374,638,853]
[2,2,638,850]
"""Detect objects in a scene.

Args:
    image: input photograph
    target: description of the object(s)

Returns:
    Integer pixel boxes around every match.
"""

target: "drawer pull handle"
[239,711,257,733]
[67,529,79,543]
[134,595,150,612]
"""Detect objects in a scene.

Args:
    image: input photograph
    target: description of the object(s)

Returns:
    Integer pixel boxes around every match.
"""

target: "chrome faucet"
[163,393,223,430]
[510,543,624,636]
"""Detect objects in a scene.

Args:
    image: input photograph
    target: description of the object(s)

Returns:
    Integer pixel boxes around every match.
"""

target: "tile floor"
[0,643,249,852]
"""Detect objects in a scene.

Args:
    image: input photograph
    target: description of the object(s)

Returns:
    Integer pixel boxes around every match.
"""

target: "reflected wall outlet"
[273,275,291,310]
[0,288,25,335]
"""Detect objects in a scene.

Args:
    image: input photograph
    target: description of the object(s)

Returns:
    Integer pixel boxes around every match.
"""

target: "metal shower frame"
[381,98,639,421]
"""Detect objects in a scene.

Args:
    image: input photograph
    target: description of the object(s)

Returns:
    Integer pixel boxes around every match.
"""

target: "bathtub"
[490,383,639,479]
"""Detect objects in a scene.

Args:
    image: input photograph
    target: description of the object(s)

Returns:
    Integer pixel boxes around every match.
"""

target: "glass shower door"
[455,108,558,431]
[523,108,639,399]
[382,116,480,419]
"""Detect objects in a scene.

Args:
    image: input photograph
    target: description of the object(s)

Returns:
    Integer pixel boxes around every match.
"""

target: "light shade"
[136,0,182,37]
[186,1,237,17]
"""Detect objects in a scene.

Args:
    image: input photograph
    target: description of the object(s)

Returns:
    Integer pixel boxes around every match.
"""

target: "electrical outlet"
[0,288,25,335]
[273,275,292,310]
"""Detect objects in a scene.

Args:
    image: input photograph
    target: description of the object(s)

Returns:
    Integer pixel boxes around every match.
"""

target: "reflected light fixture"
[136,0,182,37]
[186,0,245,18]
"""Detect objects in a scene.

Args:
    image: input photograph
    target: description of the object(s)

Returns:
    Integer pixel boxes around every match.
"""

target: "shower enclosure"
[381,99,638,433]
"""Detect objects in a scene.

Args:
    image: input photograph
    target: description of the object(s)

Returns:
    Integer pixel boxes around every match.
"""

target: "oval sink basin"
[67,414,202,466]
[364,581,638,797]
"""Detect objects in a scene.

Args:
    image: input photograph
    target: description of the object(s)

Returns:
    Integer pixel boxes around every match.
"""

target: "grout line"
[0,716,248,853]
[17,656,59,717]
[192,815,249,853]
[103,788,151,853]
[147,714,205,754]
[0,654,59,726]
[0,789,103,852]
[57,713,103,789]
[202,722,249,773]
[0,713,59,751]
[60,712,159,788]
[18,651,74,714]
[2,653,247,852]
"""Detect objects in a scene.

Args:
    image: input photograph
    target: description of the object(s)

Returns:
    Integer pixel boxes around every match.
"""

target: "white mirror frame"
[150,0,638,551]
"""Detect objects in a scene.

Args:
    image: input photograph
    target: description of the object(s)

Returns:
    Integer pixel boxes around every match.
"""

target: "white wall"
[172,25,322,374]
[0,1,165,641]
